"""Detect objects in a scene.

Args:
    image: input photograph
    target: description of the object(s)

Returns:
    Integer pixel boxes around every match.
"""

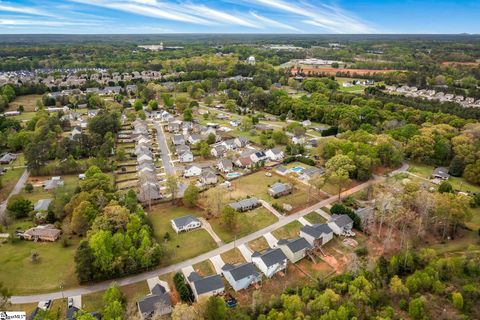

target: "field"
[304,211,327,224]
[193,260,216,276]
[8,94,43,112]
[220,248,246,265]
[0,237,80,294]
[148,203,217,265]
[248,236,270,252]
[17,174,80,203]
[209,207,278,243]
[272,220,303,239]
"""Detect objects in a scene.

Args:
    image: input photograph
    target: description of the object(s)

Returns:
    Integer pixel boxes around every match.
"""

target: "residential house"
[137,283,172,319]
[221,262,262,291]
[22,224,61,242]
[211,145,227,158]
[70,126,82,140]
[137,182,162,203]
[188,134,202,145]
[275,165,288,175]
[251,248,288,278]
[178,150,194,163]
[183,164,202,177]
[234,137,249,148]
[301,120,312,127]
[222,139,237,151]
[200,168,218,185]
[175,144,190,155]
[268,182,293,198]
[217,159,233,173]
[230,119,241,127]
[171,134,185,146]
[187,273,225,301]
[234,156,253,168]
[327,214,354,236]
[300,224,334,247]
[265,148,284,161]
[34,199,52,212]
[299,167,324,181]
[137,154,153,164]
[170,215,202,233]
[250,151,267,163]
[229,197,260,212]
[167,121,181,133]
[431,167,450,180]
[292,134,305,144]
[43,176,64,190]
[0,153,16,164]
[277,237,312,263]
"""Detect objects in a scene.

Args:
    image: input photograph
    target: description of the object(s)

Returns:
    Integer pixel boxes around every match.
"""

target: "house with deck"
[221,262,262,291]
[328,214,354,236]
[300,224,333,246]
[277,237,312,263]
[251,248,288,278]
[187,272,225,301]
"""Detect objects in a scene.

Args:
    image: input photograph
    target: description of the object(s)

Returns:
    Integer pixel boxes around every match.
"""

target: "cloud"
[245,0,375,33]
[185,4,260,28]
[0,2,56,17]
[249,11,301,32]
[0,18,99,27]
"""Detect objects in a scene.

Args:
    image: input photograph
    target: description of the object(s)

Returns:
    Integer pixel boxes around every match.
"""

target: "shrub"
[173,272,194,302]
[355,247,368,257]
[7,197,33,219]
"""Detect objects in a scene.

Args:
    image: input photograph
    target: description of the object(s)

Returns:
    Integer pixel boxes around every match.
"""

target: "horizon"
[1,0,479,34]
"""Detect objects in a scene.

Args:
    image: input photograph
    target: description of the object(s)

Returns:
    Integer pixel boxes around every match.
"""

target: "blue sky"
[0,0,479,34]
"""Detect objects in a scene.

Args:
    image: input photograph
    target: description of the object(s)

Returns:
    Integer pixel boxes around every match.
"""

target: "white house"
[250,151,268,163]
[200,169,217,185]
[188,134,202,145]
[178,150,194,163]
[183,164,202,177]
[327,214,354,236]
[170,215,201,233]
[137,154,153,164]
[300,224,334,247]
[217,159,233,173]
[265,148,284,161]
[251,248,287,278]
[221,262,262,291]
[277,237,312,263]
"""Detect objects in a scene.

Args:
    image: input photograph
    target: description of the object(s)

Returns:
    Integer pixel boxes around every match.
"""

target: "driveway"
[0,169,29,220]
[259,199,283,219]
[263,232,278,248]
[209,255,225,274]
[237,244,253,262]
[297,217,312,226]
[199,217,224,246]
[10,176,392,304]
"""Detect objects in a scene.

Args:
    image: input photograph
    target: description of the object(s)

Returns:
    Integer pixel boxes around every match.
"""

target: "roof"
[137,284,171,316]
[269,182,292,195]
[191,274,224,295]
[24,224,61,238]
[277,237,311,253]
[172,215,200,229]
[329,214,353,228]
[432,167,449,178]
[269,148,283,155]
[222,262,260,281]
[66,306,80,320]
[253,248,287,267]
[201,169,217,179]
[276,165,288,173]
[300,224,333,238]
[34,199,52,212]
[229,197,259,210]
[302,167,324,176]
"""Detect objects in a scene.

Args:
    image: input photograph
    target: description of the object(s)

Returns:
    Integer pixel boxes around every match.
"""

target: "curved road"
[10,165,408,304]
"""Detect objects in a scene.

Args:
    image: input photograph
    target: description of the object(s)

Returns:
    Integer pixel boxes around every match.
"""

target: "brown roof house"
[22,224,61,242]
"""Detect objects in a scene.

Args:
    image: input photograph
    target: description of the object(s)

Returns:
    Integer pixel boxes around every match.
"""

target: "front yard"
[272,220,303,240]
[148,203,217,265]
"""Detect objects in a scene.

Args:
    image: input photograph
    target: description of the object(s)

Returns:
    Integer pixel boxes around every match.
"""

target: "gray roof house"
[221,262,262,291]
[300,224,334,247]
[187,272,225,301]
[137,283,172,319]
[299,167,324,180]
[217,159,233,173]
[277,237,312,263]
[200,168,218,185]
[43,176,64,190]
[170,215,201,233]
[171,134,185,145]
[268,182,293,198]
[275,165,288,175]
[251,248,288,278]
[0,153,16,164]
[34,199,52,212]
[229,197,260,212]
[327,214,354,236]
[431,167,450,180]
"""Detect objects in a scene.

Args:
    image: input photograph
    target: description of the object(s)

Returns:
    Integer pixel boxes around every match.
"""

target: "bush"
[321,127,338,137]
[7,197,33,219]
[173,272,194,302]
[355,247,368,257]
[438,181,453,193]
[283,156,315,166]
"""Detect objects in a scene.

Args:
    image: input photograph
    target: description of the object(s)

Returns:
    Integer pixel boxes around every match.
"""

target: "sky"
[0,0,479,34]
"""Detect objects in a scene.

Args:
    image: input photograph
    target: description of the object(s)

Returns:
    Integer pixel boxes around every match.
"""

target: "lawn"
[12,112,37,122]
[466,207,480,230]
[193,260,215,276]
[0,237,80,294]
[19,174,80,203]
[448,176,480,193]
[8,94,43,112]
[304,212,327,225]
[82,281,150,312]
[407,162,433,179]
[429,230,480,255]
[0,167,24,202]
[209,207,278,243]
[148,203,217,266]
[272,220,303,240]
[248,237,270,252]
[220,248,246,265]
[50,298,68,319]
[5,302,38,314]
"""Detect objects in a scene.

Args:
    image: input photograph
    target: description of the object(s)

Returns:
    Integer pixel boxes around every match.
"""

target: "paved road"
[153,122,175,176]
[0,169,29,220]
[10,176,383,304]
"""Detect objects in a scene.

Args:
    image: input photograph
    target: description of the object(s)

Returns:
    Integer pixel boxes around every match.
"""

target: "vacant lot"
[0,237,80,294]
[8,94,43,112]
[221,248,246,265]
[193,260,215,276]
[148,203,217,265]
[248,237,270,252]
[272,220,303,240]
[304,212,327,225]
[209,207,278,243]
[82,281,150,312]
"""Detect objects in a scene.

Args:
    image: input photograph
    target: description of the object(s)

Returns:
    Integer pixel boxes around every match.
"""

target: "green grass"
[82,281,150,312]
[248,237,270,252]
[5,302,38,314]
[448,176,480,193]
[272,220,303,240]
[12,112,37,122]
[407,162,433,179]
[209,207,278,243]
[0,237,80,294]
[220,248,246,265]
[50,298,68,319]
[304,212,327,225]
[148,204,217,266]
[0,167,25,202]
[193,260,215,276]
[429,230,480,255]
[466,207,480,230]
[8,94,43,112]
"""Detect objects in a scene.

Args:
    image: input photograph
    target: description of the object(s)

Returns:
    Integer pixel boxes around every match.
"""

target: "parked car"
[39,300,52,310]
[226,298,237,308]
[265,172,272,177]
[68,298,74,308]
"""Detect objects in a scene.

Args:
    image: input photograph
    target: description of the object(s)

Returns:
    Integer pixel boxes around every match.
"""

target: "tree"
[389,275,409,297]
[222,206,237,231]
[207,133,216,144]
[102,283,125,320]
[75,240,96,283]
[452,292,464,310]
[7,197,33,219]
[183,108,193,121]
[148,99,158,111]
[166,174,179,202]
[464,160,480,184]
[204,188,226,217]
[71,201,97,235]
[133,99,143,111]
[408,296,428,320]
[241,117,253,132]
[449,156,464,177]
[172,303,197,320]
[0,282,11,310]
[438,181,453,193]
[183,184,200,208]
[24,183,34,193]
[325,154,356,200]
[203,296,227,320]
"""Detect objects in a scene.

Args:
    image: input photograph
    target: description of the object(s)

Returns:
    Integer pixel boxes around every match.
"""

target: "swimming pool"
[226,172,242,179]
[290,166,305,173]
